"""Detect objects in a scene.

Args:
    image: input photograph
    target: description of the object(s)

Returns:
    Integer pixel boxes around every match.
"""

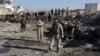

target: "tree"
[55,9,58,15]
[58,8,61,15]
[51,9,54,15]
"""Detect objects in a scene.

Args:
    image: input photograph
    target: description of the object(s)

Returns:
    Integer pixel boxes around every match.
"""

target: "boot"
[57,48,59,53]
[47,47,51,53]
[49,47,51,50]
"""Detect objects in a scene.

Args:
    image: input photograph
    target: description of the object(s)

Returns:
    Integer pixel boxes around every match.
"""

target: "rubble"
[81,12,100,26]
[0,15,99,56]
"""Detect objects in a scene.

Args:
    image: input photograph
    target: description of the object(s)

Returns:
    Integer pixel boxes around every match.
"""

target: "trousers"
[49,35,61,49]
[21,24,26,31]
[37,27,44,43]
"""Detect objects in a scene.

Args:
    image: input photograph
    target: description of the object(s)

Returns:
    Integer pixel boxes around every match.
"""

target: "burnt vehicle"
[0,15,6,22]
[5,14,20,23]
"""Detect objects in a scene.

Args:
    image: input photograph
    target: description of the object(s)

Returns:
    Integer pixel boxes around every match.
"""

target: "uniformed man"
[20,15,26,32]
[49,18,64,53]
[37,18,44,43]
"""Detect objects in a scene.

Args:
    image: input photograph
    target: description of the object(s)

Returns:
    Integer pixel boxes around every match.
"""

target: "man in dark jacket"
[49,18,64,53]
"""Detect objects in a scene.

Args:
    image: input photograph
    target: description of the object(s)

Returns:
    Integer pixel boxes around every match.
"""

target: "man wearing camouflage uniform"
[20,15,26,32]
[49,18,64,53]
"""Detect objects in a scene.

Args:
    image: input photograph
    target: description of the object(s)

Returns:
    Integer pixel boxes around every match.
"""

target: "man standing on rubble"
[49,18,64,53]
[37,17,44,43]
[20,15,26,32]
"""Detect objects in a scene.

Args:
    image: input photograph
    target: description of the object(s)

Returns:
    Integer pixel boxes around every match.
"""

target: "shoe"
[49,47,51,50]
[57,48,59,53]
[59,46,63,48]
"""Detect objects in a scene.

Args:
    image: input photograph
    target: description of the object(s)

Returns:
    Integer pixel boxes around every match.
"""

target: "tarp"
[80,12,100,26]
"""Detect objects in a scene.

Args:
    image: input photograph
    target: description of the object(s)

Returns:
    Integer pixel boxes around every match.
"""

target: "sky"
[13,0,100,11]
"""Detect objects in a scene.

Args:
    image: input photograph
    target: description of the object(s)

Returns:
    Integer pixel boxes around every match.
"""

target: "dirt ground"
[0,22,100,56]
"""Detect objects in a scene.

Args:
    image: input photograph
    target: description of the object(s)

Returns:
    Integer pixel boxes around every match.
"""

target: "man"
[20,15,26,32]
[37,18,44,43]
[49,18,64,53]
[65,21,75,41]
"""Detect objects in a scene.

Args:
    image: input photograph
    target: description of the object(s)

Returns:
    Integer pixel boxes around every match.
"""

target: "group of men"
[13,10,100,53]
[19,15,75,53]
[37,17,65,53]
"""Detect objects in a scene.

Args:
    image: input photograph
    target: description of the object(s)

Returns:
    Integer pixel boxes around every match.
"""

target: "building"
[67,6,77,11]
[0,0,26,15]
[0,0,14,11]
[0,0,14,15]
[14,6,25,14]
[85,3,100,15]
